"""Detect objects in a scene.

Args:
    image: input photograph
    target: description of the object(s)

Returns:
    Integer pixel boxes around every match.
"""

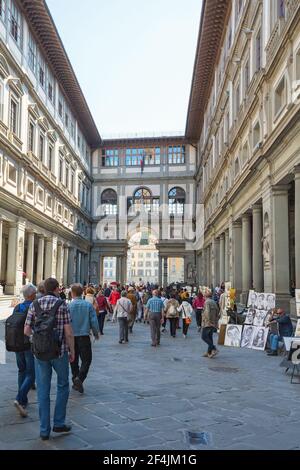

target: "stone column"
[225,230,229,282]
[219,234,225,283]
[56,243,64,285]
[232,220,242,296]
[99,255,104,285]
[242,213,252,302]
[63,245,69,285]
[44,237,57,279]
[271,186,291,306]
[115,256,120,282]
[294,167,300,289]
[5,220,26,295]
[36,236,45,284]
[26,231,35,283]
[68,247,76,285]
[212,238,220,286]
[163,256,168,287]
[158,254,162,286]
[252,204,263,291]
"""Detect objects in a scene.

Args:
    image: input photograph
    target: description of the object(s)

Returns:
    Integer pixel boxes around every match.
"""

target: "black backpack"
[32,299,64,361]
[5,305,31,352]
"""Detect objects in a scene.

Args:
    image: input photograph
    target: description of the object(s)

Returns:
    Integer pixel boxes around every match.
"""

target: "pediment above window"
[0,54,10,78]
[6,76,24,96]
[28,103,40,120]
[47,129,57,142]
[37,116,50,132]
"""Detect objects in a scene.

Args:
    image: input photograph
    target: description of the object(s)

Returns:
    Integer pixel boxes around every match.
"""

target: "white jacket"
[178,301,193,319]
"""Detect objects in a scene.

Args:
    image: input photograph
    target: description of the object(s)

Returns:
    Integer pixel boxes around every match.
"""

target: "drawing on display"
[224,324,243,347]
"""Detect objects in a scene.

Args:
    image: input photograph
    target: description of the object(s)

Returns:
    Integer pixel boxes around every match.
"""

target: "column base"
[5,284,19,295]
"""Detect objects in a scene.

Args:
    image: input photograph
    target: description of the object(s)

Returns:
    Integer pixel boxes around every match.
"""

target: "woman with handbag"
[164,295,180,338]
[178,300,193,338]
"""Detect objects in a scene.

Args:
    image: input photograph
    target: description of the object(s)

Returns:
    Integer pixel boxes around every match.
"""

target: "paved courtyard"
[0,317,299,450]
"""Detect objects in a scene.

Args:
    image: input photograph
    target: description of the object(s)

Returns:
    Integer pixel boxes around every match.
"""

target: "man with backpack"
[24,277,75,440]
[5,283,37,418]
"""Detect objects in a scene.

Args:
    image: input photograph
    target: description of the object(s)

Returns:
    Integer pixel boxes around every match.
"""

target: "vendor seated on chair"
[266,308,293,356]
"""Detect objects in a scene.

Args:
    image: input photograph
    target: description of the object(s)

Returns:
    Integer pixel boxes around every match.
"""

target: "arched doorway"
[127,231,159,285]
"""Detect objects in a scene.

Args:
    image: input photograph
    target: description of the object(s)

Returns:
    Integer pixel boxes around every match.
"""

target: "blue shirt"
[146,297,164,313]
[69,298,99,337]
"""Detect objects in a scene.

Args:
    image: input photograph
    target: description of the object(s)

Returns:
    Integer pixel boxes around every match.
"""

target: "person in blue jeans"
[25,278,75,440]
[14,284,37,418]
[267,308,293,356]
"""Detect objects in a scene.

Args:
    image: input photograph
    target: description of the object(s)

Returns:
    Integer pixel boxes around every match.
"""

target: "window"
[57,204,62,216]
[138,253,144,259]
[70,121,75,139]
[242,143,249,166]
[0,0,5,18]
[64,209,68,220]
[10,1,21,44]
[58,99,63,117]
[39,54,45,88]
[65,112,69,128]
[256,29,262,71]
[48,145,53,170]
[168,145,185,164]
[77,134,81,148]
[48,81,53,103]
[70,213,74,224]
[9,97,18,134]
[8,164,16,183]
[71,171,74,194]
[125,148,143,166]
[28,121,35,152]
[253,122,261,148]
[145,261,151,267]
[146,253,151,258]
[27,180,34,196]
[102,148,119,166]
[46,196,52,209]
[65,165,69,188]
[37,188,43,203]
[101,188,117,215]
[130,187,153,213]
[168,187,185,215]
[244,59,250,91]
[138,261,143,268]
[39,133,44,161]
[234,158,240,177]
[274,76,286,117]
[235,83,240,118]
[59,157,63,182]
[28,32,36,72]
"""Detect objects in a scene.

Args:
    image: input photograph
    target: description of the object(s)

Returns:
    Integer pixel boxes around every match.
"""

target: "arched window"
[101,189,117,215]
[168,187,185,215]
[133,187,152,212]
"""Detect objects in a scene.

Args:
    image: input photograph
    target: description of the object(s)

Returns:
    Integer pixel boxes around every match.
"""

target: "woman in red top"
[96,290,109,335]
[192,291,205,332]
[108,286,121,321]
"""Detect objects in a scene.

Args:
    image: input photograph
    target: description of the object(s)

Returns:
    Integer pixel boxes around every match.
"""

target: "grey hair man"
[13,283,37,417]
[36,281,45,299]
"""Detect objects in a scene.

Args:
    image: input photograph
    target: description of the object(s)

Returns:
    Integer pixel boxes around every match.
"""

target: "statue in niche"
[18,237,24,269]
[262,212,270,267]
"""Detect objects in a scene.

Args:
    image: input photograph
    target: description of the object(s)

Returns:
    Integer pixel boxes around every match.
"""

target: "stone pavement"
[0,317,299,450]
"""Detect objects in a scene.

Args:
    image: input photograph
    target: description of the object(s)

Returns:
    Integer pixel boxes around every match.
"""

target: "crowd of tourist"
[5,276,296,440]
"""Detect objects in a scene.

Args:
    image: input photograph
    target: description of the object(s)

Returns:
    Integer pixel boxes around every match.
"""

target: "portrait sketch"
[224,324,243,348]
[251,327,269,351]
[295,289,300,304]
[253,310,267,327]
[295,320,300,338]
[264,293,275,311]
[256,293,265,310]
[296,304,300,318]
[244,308,256,325]
[241,325,255,348]
[247,290,257,309]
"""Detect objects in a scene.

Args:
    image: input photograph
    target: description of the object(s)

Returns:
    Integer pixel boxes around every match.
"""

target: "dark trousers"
[71,336,92,383]
[201,327,216,353]
[118,317,128,342]
[195,309,203,328]
[149,312,161,345]
[97,311,106,334]
[169,318,177,337]
[15,350,35,406]
[183,319,190,335]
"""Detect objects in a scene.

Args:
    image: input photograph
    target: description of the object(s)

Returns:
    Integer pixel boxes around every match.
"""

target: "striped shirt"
[25,295,71,357]
[146,297,164,313]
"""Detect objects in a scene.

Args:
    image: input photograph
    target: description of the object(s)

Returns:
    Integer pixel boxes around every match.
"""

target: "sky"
[46,0,202,137]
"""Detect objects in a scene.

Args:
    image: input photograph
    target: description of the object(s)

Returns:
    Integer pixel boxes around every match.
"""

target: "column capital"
[293,164,300,176]
[219,233,225,240]
[252,204,262,212]
[242,212,251,222]
[271,184,291,195]
[233,219,242,228]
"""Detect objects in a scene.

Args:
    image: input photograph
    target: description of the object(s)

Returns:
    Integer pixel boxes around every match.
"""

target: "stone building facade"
[186,0,300,311]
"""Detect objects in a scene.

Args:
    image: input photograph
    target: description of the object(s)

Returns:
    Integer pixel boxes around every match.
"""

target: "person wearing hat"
[201,289,220,357]
[126,286,137,333]
[113,291,133,344]
[266,308,293,356]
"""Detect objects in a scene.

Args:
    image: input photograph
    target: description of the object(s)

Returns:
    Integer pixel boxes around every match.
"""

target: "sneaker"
[40,435,50,441]
[267,351,278,356]
[119,340,124,344]
[202,352,210,357]
[14,400,28,418]
[161,328,166,332]
[151,343,157,347]
[52,425,72,433]
[72,377,84,394]
[211,349,219,357]
[183,334,186,339]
